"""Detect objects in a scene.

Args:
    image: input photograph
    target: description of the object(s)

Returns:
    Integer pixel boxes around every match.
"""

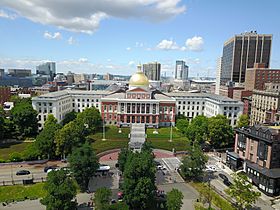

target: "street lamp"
[11,165,14,185]
[169,110,173,142]
[102,117,106,141]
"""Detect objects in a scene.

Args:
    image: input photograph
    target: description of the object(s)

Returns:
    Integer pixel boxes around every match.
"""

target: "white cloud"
[128,61,135,66]
[78,58,88,63]
[44,31,62,40]
[156,39,180,50]
[0,0,186,34]
[67,36,75,45]
[185,36,204,51]
[155,36,204,52]
[126,47,131,51]
[0,9,17,20]
[135,42,144,47]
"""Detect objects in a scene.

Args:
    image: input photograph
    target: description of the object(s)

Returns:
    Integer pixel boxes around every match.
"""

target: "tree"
[55,120,85,156]
[93,187,112,210]
[76,107,102,134]
[0,109,5,141]
[180,143,208,179]
[11,99,38,137]
[186,115,208,144]
[237,114,249,128]
[166,189,184,210]
[176,118,189,134]
[61,111,77,125]
[117,147,131,173]
[68,142,99,192]
[35,115,61,159]
[41,170,77,210]
[123,150,156,209]
[22,143,40,161]
[208,115,234,148]
[105,203,129,210]
[227,173,261,210]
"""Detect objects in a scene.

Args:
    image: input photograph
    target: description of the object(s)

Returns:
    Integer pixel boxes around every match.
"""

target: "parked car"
[47,168,59,173]
[44,166,57,173]
[223,179,232,186]
[16,170,30,175]
[218,173,229,181]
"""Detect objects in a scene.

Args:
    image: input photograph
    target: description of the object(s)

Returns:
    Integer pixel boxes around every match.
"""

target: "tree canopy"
[166,188,184,210]
[11,99,38,137]
[176,118,189,134]
[55,120,85,156]
[227,173,261,210]
[186,115,208,144]
[68,142,99,192]
[61,111,77,126]
[94,187,112,210]
[122,150,156,209]
[41,170,77,210]
[208,115,233,147]
[180,143,208,179]
[35,114,61,159]
[237,114,249,128]
[76,107,102,134]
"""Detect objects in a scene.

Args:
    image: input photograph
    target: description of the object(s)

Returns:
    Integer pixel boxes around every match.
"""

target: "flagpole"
[102,116,106,141]
[169,109,173,142]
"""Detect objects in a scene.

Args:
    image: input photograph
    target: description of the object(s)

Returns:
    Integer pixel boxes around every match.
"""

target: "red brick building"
[0,87,11,105]
[245,63,280,91]
[101,67,176,128]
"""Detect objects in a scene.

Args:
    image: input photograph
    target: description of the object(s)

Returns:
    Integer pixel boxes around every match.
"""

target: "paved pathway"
[99,148,174,162]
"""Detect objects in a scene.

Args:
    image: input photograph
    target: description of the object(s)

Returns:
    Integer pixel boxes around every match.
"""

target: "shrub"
[9,152,23,162]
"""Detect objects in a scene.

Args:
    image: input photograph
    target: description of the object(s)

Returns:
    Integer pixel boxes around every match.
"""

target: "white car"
[47,168,59,173]
[205,165,217,172]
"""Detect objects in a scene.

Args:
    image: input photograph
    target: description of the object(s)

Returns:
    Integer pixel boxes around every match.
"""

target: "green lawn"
[0,126,189,159]
[90,126,189,154]
[0,142,31,160]
[191,182,236,210]
[0,183,46,202]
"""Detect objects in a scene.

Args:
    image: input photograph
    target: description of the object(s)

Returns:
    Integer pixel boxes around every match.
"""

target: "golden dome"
[129,69,149,87]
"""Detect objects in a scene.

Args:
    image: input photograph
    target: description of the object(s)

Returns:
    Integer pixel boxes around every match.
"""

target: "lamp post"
[11,165,14,185]
[102,117,106,141]
[169,110,173,142]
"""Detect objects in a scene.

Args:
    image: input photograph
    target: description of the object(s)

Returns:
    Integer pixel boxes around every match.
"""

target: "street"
[207,153,275,210]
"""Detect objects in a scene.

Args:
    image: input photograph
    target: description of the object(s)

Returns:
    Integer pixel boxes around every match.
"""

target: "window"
[49,103,52,106]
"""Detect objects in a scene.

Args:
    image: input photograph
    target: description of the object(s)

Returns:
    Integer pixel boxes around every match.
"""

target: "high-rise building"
[36,62,56,81]
[175,60,188,81]
[220,32,272,84]
[143,62,161,81]
[215,57,222,94]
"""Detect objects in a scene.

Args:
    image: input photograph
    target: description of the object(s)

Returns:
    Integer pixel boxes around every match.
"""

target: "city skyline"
[0,0,279,77]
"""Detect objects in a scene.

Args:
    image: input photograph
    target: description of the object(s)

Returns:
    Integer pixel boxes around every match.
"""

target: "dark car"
[44,166,57,173]
[218,173,229,181]
[223,179,232,186]
[16,170,30,175]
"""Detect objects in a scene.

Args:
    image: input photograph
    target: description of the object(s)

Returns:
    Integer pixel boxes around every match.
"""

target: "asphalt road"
[0,162,67,185]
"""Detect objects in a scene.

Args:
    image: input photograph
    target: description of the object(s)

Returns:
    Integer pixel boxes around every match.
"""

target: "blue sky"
[0,0,279,77]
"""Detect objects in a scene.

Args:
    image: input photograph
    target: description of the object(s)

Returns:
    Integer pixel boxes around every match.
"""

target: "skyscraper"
[175,60,188,81]
[143,62,161,81]
[36,62,56,81]
[220,31,272,84]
